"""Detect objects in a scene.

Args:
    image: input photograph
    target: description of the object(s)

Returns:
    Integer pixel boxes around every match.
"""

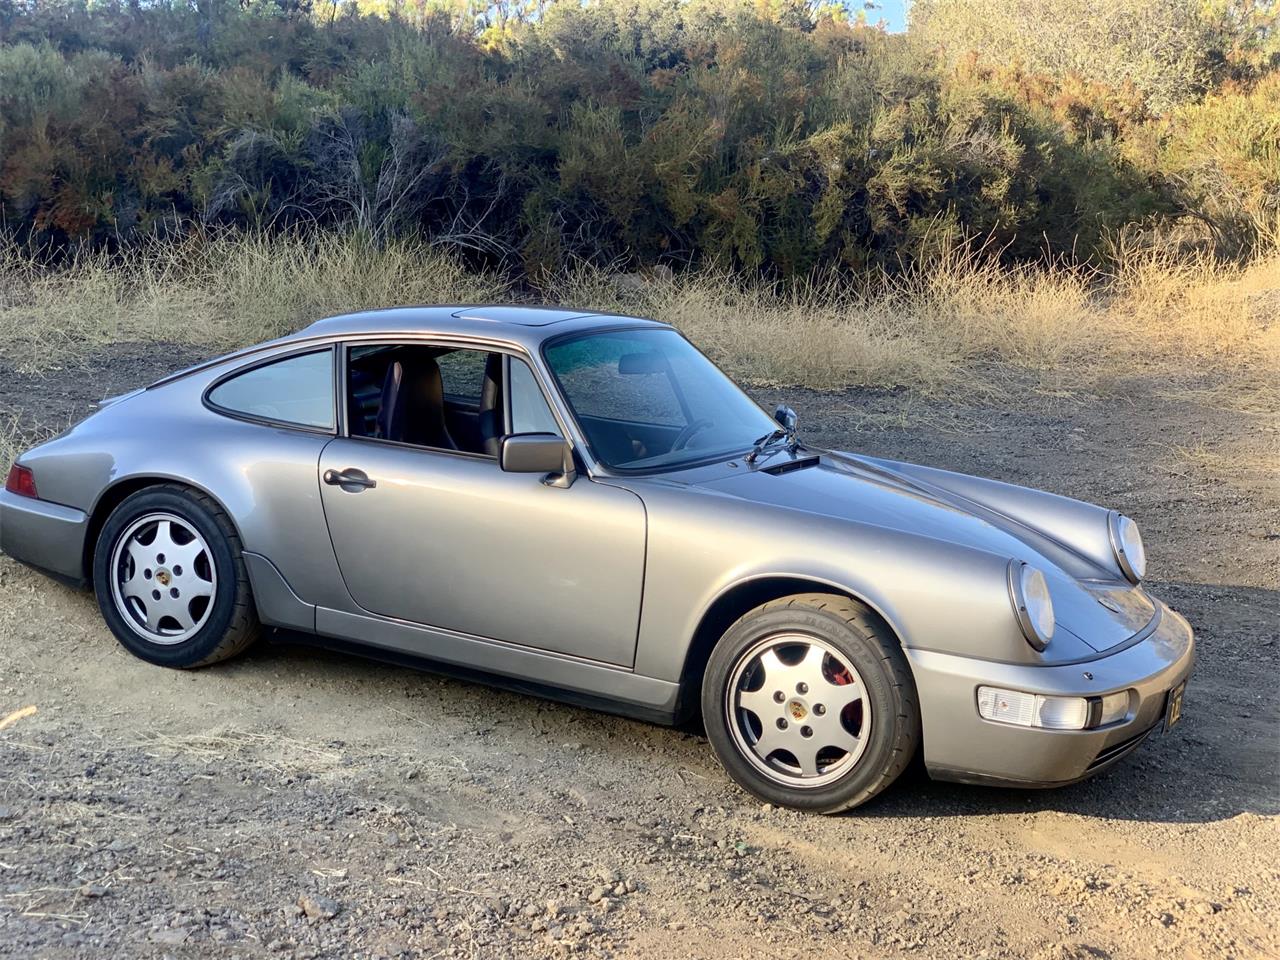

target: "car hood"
[687,451,1154,653]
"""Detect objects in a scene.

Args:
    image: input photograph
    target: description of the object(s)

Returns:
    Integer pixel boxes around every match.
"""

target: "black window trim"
[202,344,339,436]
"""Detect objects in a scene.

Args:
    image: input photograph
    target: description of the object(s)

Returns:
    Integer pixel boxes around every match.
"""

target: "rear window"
[207,350,335,430]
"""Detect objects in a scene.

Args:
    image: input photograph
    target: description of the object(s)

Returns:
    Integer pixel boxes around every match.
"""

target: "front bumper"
[910,600,1195,787]
[0,488,90,585]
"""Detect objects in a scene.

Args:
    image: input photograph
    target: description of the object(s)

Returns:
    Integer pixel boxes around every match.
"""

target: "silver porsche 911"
[0,306,1193,812]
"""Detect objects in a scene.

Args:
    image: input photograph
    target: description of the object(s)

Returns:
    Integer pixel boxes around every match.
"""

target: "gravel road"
[1,346,1277,959]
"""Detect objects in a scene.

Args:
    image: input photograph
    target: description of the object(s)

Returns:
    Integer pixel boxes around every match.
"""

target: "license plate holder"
[1164,680,1186,733]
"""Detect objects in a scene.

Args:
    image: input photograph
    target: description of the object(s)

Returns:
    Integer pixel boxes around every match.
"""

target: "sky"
[871,0,909,32]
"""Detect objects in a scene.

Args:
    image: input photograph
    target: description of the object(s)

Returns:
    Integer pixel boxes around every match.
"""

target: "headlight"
[1108,511,1146,584]
[1007,561,1055,650]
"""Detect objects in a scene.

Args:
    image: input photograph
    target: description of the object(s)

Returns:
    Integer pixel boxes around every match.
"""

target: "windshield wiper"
[744,427,795,464]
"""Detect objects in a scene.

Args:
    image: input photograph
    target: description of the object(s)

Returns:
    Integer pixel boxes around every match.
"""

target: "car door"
[318,344,646,666]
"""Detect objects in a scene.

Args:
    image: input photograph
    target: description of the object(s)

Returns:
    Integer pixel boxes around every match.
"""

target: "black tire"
[701,593,919,813]
[92,484,260,668]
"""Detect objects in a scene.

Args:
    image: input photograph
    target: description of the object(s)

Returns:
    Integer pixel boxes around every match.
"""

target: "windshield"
[543,327,779,471]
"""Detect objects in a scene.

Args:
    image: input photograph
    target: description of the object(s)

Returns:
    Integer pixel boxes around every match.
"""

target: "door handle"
[323,468,377,491]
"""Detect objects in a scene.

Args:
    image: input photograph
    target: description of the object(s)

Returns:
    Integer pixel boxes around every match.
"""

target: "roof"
[295,304,665,347]
[149,305,666,391]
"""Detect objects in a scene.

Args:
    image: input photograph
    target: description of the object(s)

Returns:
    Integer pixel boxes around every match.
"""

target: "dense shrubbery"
[0,0,1276,277]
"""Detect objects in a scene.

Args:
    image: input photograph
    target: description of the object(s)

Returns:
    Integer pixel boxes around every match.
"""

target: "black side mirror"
[499,433,576,488]
[774,404,798,433]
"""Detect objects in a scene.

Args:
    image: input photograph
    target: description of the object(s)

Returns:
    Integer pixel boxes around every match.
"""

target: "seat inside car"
[375,349,458,450]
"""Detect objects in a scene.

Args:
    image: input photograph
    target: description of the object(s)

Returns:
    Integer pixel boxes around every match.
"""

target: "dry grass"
[546,243,1280,394]
[0,232,509,373]
[0,231,1276,396]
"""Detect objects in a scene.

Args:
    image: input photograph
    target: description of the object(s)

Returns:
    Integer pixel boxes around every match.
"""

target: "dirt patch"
[1,347,1277,959]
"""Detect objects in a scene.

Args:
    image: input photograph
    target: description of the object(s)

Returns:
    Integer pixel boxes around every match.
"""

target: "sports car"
[0,306,1194,812]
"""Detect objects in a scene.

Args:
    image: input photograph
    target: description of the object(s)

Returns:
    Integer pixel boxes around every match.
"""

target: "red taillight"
[4,464,37,499]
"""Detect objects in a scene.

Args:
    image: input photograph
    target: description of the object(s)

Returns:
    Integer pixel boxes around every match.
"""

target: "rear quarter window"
[207,349,335,430]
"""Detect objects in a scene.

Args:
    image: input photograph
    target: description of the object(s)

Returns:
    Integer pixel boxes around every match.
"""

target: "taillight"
[4,464,37,499]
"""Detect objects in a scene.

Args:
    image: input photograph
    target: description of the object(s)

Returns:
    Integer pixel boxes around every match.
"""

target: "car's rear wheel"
[93,485,260,667]
[701,593,919,813]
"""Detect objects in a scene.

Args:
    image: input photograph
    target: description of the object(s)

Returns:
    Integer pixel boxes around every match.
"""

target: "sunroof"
[451,306,595,326]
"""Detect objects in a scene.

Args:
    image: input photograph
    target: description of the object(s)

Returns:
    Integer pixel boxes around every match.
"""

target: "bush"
[0,0,1275,272]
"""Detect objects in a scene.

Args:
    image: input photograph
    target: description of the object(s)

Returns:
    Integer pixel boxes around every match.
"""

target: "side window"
[345,343,503,457]
[207,350,334,429]
[508,358,561,436]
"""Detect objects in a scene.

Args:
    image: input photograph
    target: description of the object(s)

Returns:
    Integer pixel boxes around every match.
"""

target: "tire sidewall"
[702,603,907,812]
[93,488,239,667]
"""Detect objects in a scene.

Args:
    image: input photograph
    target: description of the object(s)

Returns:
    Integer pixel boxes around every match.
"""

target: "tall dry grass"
[0,231,1276,397]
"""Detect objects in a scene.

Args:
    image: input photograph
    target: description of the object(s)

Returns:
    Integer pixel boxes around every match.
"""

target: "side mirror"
[774,404,798,433]
[499,433,576,488]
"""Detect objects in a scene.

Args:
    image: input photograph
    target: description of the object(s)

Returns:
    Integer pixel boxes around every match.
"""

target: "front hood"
[690,451,1154,652]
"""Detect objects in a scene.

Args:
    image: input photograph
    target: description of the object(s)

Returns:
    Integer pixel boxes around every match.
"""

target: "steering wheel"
[671,419,714,451]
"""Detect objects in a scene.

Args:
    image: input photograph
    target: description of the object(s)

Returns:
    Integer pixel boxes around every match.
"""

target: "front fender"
[631,483,1095,684]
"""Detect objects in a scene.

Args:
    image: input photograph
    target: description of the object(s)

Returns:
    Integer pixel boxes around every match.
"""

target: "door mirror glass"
[774,404,798,433]
[500,433,575,487]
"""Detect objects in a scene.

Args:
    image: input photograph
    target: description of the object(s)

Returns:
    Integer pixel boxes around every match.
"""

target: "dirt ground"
[1,346,1277,960]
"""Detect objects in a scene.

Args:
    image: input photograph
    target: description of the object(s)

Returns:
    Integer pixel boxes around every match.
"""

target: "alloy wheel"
[109,512,217,644]
[725,633,871,788]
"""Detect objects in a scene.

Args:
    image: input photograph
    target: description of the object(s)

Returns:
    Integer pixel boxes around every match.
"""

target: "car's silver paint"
[318,438,647,665]
[0,489,88,581]
[0,304,1195,787]
[911,600,1193,784]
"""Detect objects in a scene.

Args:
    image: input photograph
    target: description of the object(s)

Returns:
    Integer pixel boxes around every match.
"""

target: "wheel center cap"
[787,699,808,721]
[156,569,172,587]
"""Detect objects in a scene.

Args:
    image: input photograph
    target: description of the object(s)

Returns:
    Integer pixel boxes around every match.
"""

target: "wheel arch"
[82,475,243,582]
[674,574,907,723]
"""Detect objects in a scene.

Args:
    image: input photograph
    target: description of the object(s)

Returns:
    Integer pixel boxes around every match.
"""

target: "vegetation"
[1,0,1277,277]
[2,231,1275,399]
[0,1,1275,400]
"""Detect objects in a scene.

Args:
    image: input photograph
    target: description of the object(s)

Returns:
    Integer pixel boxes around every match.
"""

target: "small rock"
[150,928,189,945]
[298,894,341,921]
[587,885,607,903]
[0,807,14,821]
[612,882,627,897]
[79,883,108,899]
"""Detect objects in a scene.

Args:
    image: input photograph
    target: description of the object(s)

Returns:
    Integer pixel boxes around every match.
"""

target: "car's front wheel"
[93,484,260,668]
[702,593,920,813]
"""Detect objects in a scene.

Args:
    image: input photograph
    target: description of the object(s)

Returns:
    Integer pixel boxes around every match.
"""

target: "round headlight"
[1007,561,1055,651]
[1108,512,1146,584]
